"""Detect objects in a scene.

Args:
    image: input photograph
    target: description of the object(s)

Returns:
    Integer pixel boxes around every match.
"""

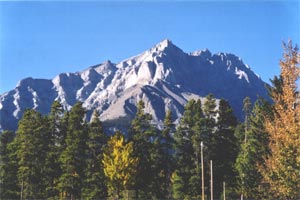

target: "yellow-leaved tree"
[102,132,138,199]
[261,41,300,199]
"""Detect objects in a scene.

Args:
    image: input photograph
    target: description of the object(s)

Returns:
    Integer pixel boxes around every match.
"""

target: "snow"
[28,87,38,109]
[235,67,250,83]
[227,60,232,71]
[13,91,21,118]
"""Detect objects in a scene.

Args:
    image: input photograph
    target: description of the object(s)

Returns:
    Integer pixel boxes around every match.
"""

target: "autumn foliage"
[102,132,138,198]
[261,41,300,199]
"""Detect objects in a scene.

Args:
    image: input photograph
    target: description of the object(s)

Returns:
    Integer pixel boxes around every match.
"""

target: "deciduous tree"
[103,132,138,199]
[261,41,300,199]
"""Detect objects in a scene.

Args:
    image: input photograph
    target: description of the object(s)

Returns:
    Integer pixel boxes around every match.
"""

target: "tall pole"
[223,181,226,200]
[201,141,204,200]
[210,160,213,200]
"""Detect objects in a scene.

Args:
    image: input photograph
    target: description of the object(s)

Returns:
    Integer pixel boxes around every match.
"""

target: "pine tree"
[212,99,238,198]
[16,109,50,199]
[173,99,203,199]
[160,110,175,199]
[129,100,159,198]
[243,97,252,142]
[260,41,300,199]
[170,170,185,199]
[0,130,19,199]
[58,102,88,199]
[45,101,65,198]
[102,132,138,199]
[235,98,270,199]
[82,110,108,199]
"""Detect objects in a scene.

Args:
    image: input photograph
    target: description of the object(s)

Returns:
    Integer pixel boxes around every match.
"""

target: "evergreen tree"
[260,41,300,199]
[212,99,238,198]
[45,101,65,198]
[0,130,19,199]
[16,109,50,199]
[235,98,270,199]
[129,100,160,198]
[58,102,88,199]
[202,94,217,198]
[160,110,175,199]
[173,99,203,199]
[102,132,138,199]
[243,97,252,142]
[82,110,108,199]
[202,94,217,158]
[170,170,185,199]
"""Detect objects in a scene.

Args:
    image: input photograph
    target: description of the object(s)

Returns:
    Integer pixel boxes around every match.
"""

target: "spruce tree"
[0,130,19,199]
[173,99,203,199]
[58,102,88,199]
[213,99,238,198]
[16,109,50,199]
[160,110,175,199]
[82,110,108,199]
[129,100,159,198]
[170,170,185,199]
[45,101,65,198]
[236,98,270,199]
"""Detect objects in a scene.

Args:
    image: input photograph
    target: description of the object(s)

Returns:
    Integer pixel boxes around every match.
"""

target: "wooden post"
[20,180,24,200]
[223,181,225,200]
[201,142,204,200]
[210,160,213,200]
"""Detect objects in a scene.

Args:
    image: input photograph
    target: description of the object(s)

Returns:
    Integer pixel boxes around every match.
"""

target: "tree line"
[0,41,299,200]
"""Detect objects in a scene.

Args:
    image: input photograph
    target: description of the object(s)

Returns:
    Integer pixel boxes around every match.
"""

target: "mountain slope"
[0,39,269,131]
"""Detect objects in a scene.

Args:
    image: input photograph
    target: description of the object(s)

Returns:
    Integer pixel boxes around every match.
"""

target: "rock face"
[0,39,269,131]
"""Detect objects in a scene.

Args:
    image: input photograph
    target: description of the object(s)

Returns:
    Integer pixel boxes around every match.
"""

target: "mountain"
[0,39,269,131]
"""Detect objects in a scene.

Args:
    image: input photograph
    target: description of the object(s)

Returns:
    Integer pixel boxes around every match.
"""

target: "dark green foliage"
[45,101,65,198]
[173,99,204,199]
[160,110,175,198]
[213,99,238,198]
[0,130,19,199]
[16,109,50,199]
[58,102,88,199]
[0,95,275,199]
[235,98,270,199]
[129,100,162,198]
[171,170,185,199]
[173,95,239,199]
[82,110,108,199]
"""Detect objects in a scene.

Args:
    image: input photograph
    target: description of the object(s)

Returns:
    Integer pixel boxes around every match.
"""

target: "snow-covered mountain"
[0,39,269,131]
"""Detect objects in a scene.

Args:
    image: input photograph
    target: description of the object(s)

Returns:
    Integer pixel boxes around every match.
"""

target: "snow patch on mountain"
[235,67,250,83]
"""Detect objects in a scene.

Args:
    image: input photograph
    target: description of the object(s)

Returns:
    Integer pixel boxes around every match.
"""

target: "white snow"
[28,87,38,109]
[227,60,232,71]
[13,91,21,118]
[235,67,250,83]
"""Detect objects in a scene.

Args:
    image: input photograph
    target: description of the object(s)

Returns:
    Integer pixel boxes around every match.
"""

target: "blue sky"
[0,1,299,94]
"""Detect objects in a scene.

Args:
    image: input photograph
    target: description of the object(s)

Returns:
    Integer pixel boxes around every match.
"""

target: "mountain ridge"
[0,39,269,131]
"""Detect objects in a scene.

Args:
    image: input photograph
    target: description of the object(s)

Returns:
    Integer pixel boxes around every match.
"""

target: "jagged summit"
[0,40,269,131]
[153,39,174,50]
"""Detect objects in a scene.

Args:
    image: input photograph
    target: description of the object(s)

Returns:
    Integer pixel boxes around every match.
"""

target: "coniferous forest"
[0,42,299,200]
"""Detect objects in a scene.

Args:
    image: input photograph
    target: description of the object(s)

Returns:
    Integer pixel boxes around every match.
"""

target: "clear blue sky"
[1,0,299,94]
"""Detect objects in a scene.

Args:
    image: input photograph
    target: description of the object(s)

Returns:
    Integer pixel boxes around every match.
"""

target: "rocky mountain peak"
[0,40,269,131]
